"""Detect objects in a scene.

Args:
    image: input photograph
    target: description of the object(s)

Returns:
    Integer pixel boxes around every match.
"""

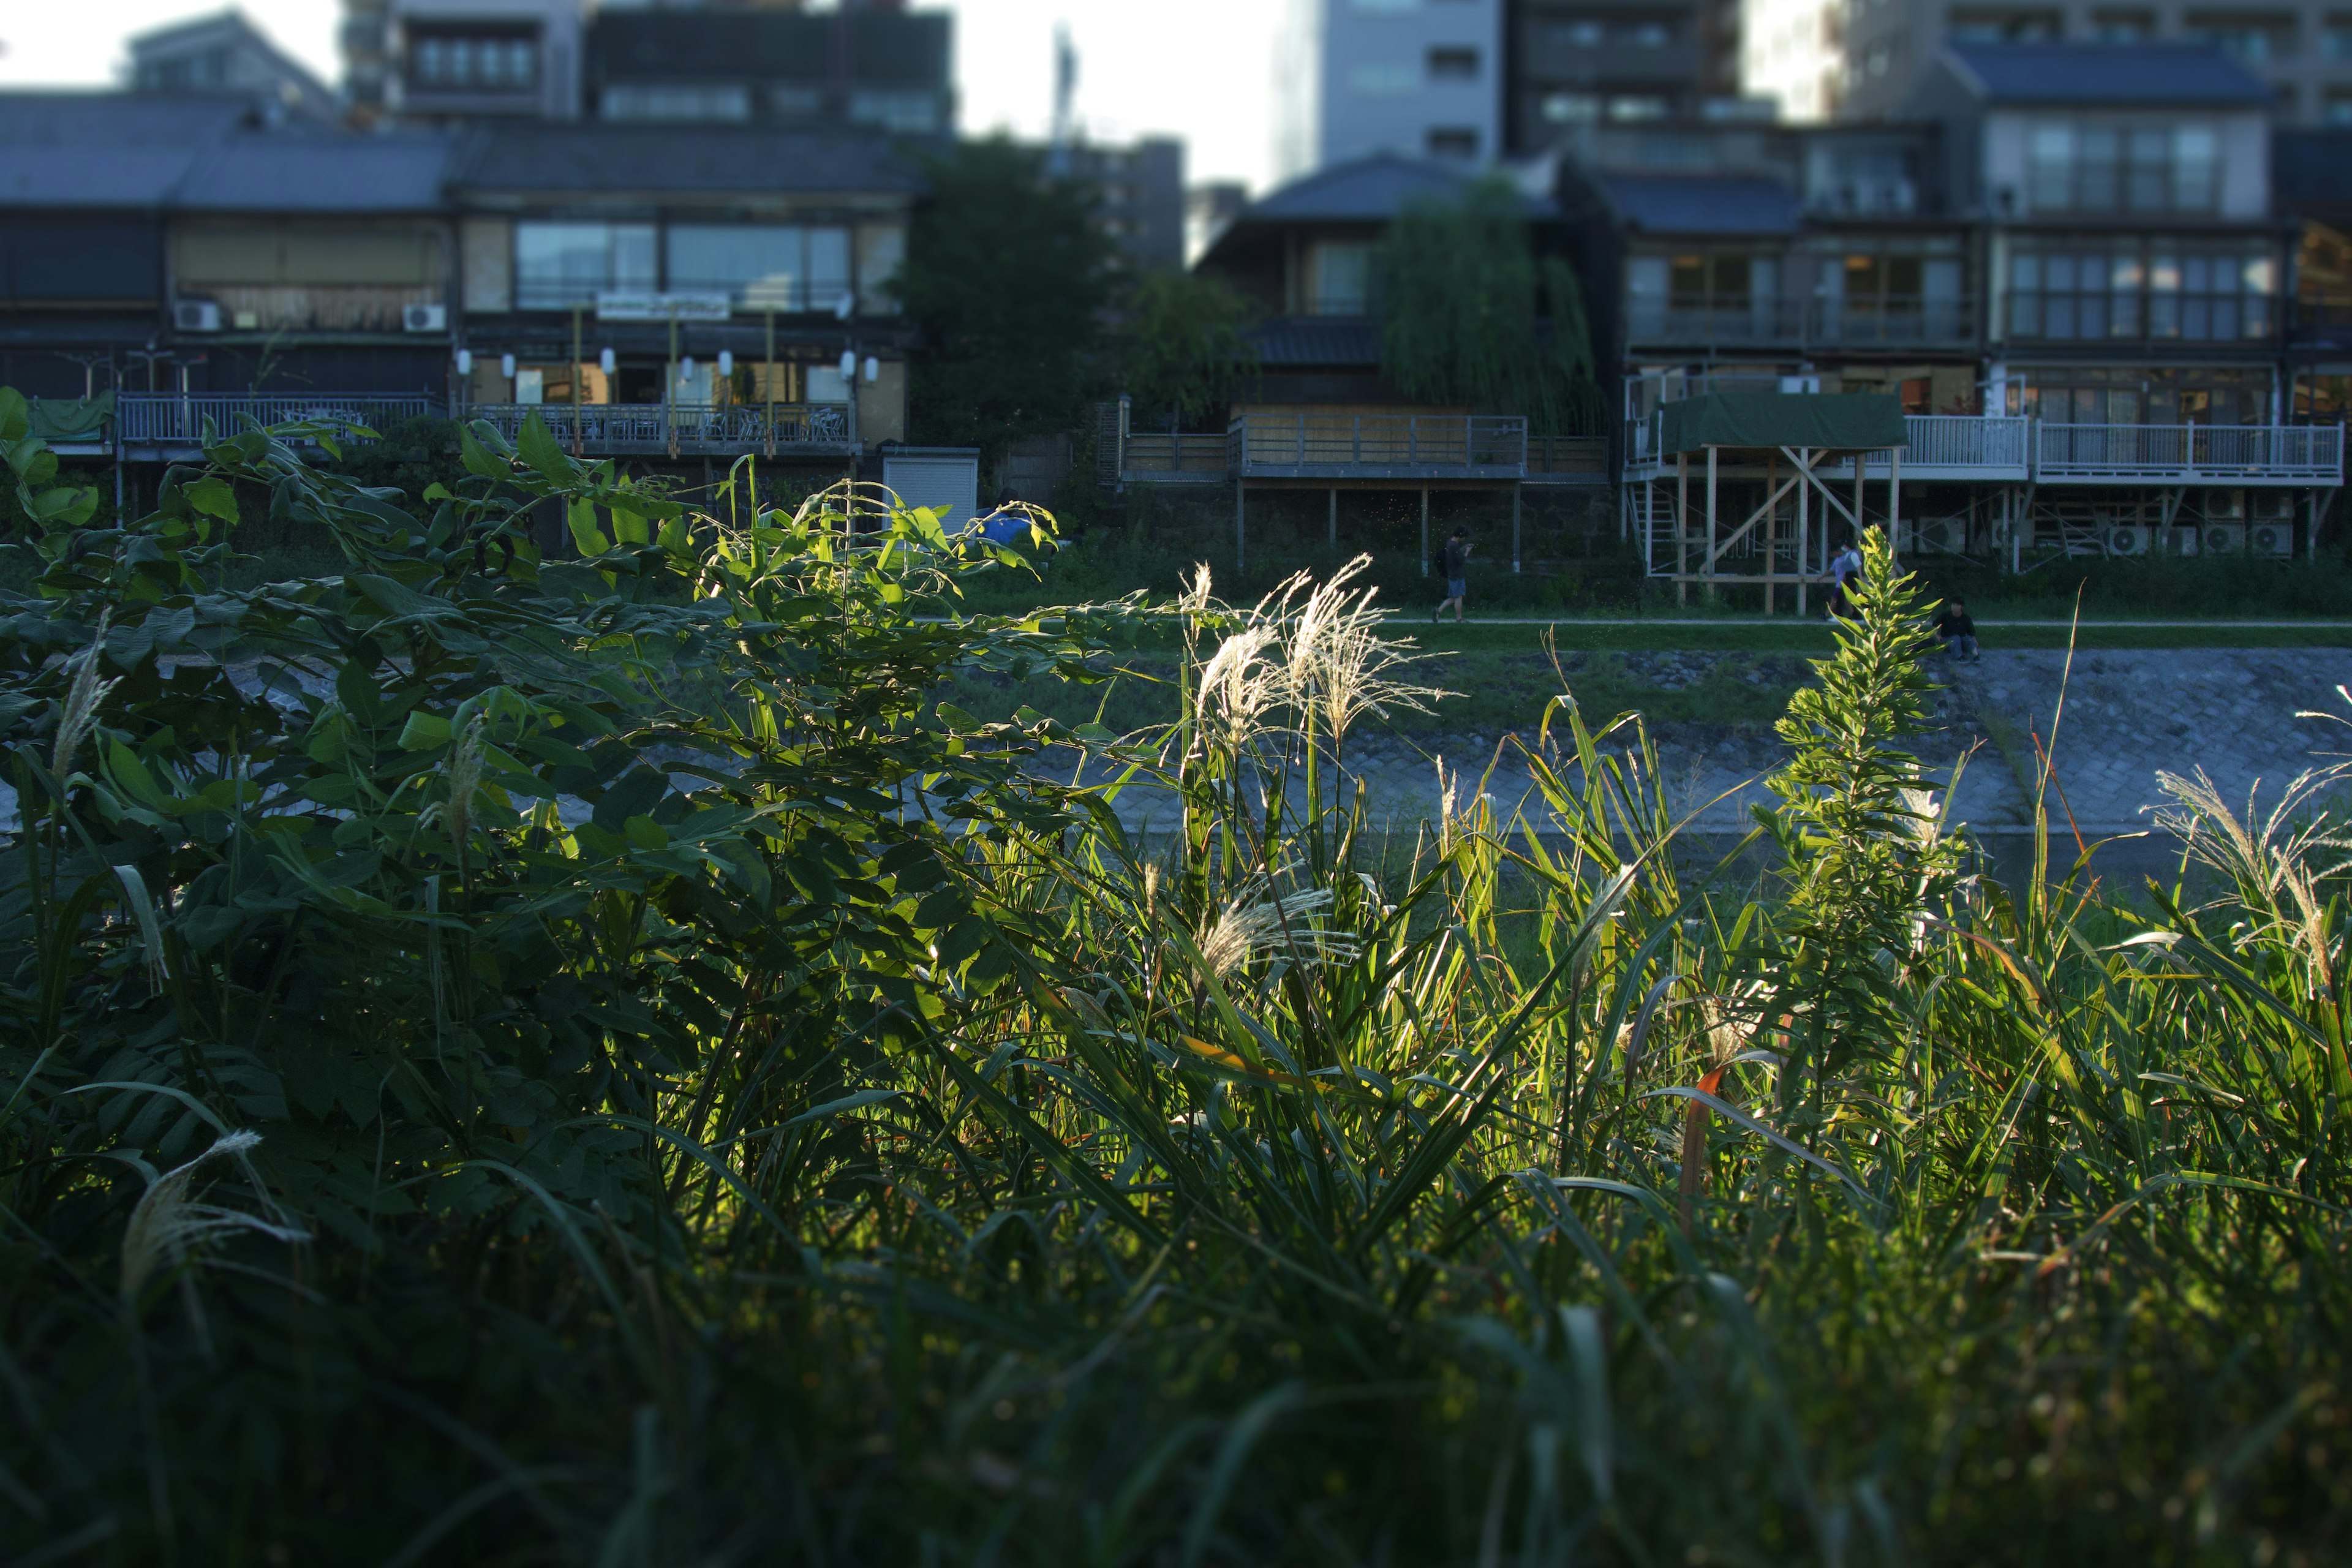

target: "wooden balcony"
[1229,412,1527,481]
[1118,431,1228,485]
[466,402,856,459]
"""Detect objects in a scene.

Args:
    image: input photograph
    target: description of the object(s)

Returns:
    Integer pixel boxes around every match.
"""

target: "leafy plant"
[4,401,2350,1568]
[1121,271,1259,432]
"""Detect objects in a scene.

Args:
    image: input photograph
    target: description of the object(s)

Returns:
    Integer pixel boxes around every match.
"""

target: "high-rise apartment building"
[1274,0,1506,181]
[586,7,952,132]
[1834,0,2352,124]
[1506,0,1744,147]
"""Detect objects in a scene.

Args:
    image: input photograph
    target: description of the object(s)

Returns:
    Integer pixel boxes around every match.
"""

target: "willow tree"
[1374,178,1604,436]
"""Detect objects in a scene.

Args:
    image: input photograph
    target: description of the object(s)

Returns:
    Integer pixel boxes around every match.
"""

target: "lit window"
[600,85,753,123]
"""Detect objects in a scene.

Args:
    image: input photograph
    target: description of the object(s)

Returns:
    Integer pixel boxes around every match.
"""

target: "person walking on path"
[1934,597,1980,662]
[1824,538,1865,619]
[1433,526,1475,623]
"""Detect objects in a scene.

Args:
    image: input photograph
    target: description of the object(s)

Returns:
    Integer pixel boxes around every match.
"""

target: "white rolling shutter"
[882,449,979,533]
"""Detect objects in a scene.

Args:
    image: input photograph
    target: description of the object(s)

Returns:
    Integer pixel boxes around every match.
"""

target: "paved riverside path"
[1074,647,2352,842]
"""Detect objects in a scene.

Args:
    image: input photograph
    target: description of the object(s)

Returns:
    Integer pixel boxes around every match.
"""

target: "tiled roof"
[1594,174,1801,236]
[450,123,925,195]
[1246,317,1383,367]
[1942,41,2273,106]
[1240,153,1551,224]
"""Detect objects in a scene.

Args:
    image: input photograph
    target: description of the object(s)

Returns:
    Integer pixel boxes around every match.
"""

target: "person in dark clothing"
[1433,526,1474,623]
[1934,598,1979,662]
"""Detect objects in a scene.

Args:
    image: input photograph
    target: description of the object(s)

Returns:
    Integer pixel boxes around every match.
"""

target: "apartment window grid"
[412,34,537,91]
[2026,123,2219,215]
[2005,241,2275,343]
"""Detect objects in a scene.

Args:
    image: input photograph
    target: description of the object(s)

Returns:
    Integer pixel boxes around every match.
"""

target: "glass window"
[1427,46,1479,79]
[848,90,942,133]
[514,222,657,310]
[1310,242,1374,314]
[601,84,753,122]
[2175,127,2219,211]
[2028,124,2075,211]
[668,226,802,309]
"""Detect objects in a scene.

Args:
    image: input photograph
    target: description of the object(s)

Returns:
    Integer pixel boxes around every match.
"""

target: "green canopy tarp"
[29,392,115,442]
[1659,392,1905,456]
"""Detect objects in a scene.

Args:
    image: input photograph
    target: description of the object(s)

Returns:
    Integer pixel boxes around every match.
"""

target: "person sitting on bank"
[1934,598,1980,662]
[1433,526,1474,624]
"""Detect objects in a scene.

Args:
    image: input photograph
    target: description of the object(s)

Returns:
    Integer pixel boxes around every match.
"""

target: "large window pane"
[515,222,656,309]
[668,225,804,308]
[809,228,851,309]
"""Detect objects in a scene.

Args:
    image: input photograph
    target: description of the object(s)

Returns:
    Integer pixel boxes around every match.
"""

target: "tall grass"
[4,402,2350,1564]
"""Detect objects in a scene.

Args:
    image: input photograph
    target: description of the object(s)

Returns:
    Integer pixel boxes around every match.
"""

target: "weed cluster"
[4,393,2350,1564]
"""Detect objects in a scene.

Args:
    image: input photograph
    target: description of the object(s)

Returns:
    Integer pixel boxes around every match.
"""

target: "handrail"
[116,392,435,444]
[1229,412,1527,476]
[465,402,854,450]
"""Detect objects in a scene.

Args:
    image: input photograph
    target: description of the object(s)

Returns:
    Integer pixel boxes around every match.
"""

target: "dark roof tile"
[450,123,924,196]
[1594,173,1800,235]
[1942,40,2272,106]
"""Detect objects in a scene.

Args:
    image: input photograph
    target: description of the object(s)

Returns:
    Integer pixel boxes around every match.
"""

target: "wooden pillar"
[1329,486,1338,549]
[1675,450,1689,606]
[1764,449,1778,615]
[1852,450,1864,564]
[1512,483,1522,574]
[1235,478,1246,576]
[1703,445,1718,608]
[1419,487,1430,577]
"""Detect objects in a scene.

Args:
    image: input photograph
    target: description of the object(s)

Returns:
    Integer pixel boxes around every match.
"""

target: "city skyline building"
[1274,0,1506,181]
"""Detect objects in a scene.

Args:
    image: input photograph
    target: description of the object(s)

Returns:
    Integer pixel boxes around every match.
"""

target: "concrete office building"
[1835,0,2352,123]
[1275,0,1506,179]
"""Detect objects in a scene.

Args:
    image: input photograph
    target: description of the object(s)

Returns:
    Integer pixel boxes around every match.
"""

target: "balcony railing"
[1229,413,1527,479]
[466,402,854,456]
[1865,416,2031,480]
[1526,434,1609,483]
[116,393,435,448]
[1120,431,1229,484]
[1623,404,2342,487]
[1624,296,1974,349]
[2037,421,2343,483]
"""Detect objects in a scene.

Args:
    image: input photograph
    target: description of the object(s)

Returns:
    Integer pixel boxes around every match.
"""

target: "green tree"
[894,138,1119,458]
[1121,271,1259,432]
[1374,177,1604,436]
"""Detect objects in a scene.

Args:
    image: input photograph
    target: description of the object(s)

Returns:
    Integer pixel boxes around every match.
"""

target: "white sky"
[0,1,1284,191]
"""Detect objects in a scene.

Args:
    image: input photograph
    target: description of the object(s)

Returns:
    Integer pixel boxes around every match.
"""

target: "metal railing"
[1624,297,1975,349]
[1875,415,2031,477]
[1229,413,1528,478]
[2036,421,2343,483]
[116,393,435,446]
[465,402,854,453]
[1621,390,2342,488]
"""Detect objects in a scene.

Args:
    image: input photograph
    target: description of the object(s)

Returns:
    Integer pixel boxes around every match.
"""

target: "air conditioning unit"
[2166,526,2199,557]
[2250,522,2296,557]
[2250,490,2295,522]
[2201,524,2245,553]
[1913,516,1968,553]
[2204,489,2246,522]
[173,300,221,333]
[2106,525,2150,556]
[402,303,448,333]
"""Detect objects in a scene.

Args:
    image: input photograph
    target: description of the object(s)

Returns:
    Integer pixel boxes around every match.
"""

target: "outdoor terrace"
[107,394,860,462]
